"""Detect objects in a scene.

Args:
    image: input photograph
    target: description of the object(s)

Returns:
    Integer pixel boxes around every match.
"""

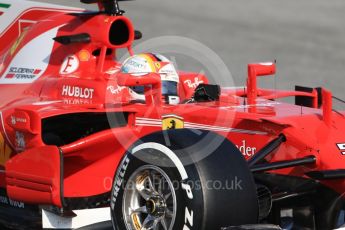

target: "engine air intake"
[109,19,130,46]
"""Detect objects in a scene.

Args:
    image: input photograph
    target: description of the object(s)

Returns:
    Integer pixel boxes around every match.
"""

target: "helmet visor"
[130,86,145,95]
[162,81,178,96]
[130,81,177,96]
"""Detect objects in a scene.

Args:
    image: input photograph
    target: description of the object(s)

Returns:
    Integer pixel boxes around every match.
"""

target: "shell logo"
[0,132,12,167]
[78,49,90,62]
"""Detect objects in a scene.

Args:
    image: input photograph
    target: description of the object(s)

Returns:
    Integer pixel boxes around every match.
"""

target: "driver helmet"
[120,53,180,105]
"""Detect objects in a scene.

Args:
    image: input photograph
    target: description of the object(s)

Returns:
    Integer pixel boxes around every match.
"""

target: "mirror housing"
[247,62,276,105]
[117,72,162,105]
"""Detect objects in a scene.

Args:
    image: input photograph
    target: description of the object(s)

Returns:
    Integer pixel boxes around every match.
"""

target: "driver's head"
[121,53,180,105]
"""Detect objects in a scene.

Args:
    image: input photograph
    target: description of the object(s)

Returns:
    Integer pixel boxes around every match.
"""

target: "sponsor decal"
[10,115,27,126]
[32,100,61,106]
[15,131,25,152]
[61,85,95,99]
[184,206,194,229]
[162,115,184,130]
[336,143,345,155]
[123,59,145,71]
[5,66,41,79]
[8,112,32,133]
[10,29,29,55]
[184,77,204,89]
[155,62,161,69]
[0,132,12,167]
[18,19,37,36]
[136,117,268,135]
[227,101,280,109]
[0,26,59,84]
[63,99,92,105]
[78,49,90,62]
[167,95,180,105]
[181,171,194,229]
[60,55,79,74]
[158,63,179,82]
[0,195,24,209]
[10,116,16,125]
[236,140,257,157]
[0,3,10,8]
[157,62,174,74]
[0,18,37,71]
[0,4,77,40]
[121,56,152,75]
[0,2,10,16]
[107,85,126,95]
[111,156,130,209]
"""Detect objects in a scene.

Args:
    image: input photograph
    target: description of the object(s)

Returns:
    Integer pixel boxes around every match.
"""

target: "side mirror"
[117,72,162,105]
[247,62,276,105]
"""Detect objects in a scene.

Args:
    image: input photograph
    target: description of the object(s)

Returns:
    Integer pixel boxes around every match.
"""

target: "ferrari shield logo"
[162,115,184,130]
[155,62,161,70]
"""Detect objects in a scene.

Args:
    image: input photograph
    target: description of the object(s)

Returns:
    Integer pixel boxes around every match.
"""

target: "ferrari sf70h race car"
[0,0,345,229]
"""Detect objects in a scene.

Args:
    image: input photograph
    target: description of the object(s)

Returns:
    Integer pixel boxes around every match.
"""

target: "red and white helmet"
[121,53,180,104]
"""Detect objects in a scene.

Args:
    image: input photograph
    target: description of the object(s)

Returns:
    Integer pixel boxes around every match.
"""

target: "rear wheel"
[111,129,259,229]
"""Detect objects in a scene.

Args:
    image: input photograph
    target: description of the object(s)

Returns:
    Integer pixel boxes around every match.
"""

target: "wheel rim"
[122,165,177,230]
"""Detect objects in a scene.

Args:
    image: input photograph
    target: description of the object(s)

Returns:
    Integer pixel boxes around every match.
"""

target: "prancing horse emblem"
[162,115,184,130]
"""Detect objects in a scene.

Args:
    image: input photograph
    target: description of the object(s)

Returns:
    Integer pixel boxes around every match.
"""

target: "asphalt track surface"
[39,0,345,100]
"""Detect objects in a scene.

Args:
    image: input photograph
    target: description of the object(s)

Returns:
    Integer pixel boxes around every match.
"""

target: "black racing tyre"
[314,186,345,229]
[111,129,259,230]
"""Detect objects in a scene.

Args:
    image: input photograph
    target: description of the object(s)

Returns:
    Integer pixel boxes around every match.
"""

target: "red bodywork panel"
[0,2,345,209]
[6,146,62,207]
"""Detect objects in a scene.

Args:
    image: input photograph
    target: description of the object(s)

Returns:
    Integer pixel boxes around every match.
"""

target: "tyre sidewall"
[111,146,203,230]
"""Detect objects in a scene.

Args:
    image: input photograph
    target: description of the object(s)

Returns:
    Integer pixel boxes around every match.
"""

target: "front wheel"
[122,164,178,229]
[111,129,259,229]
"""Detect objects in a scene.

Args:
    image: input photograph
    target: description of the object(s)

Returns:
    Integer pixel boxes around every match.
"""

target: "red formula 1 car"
[1,0,345,229]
